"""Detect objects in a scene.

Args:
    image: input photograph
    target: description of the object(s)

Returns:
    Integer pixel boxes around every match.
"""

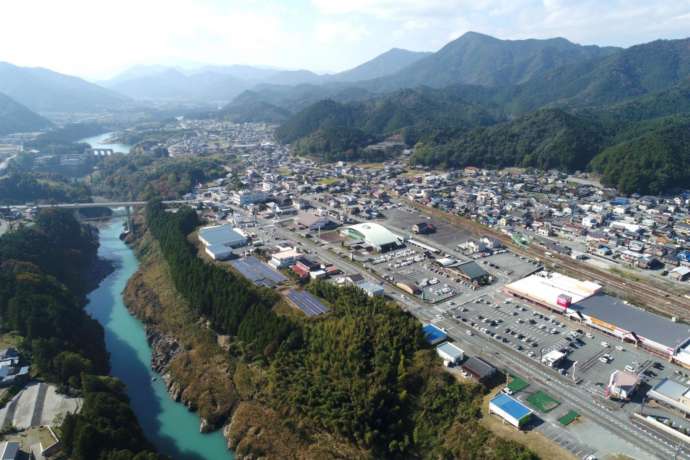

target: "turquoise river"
[85,218,234,460]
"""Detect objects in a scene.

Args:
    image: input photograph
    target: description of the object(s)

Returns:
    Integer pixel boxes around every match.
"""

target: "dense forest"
[0,209,161,459]
[90,153,226,200]
[146,202,537,459]
[0,172,91,205]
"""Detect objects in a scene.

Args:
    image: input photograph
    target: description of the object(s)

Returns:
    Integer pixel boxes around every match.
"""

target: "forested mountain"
[0,62,128,113]
[330,48,431,83]
[412,109,606,171]
[373,32,619,90]
[0,92,52,135]
[494,38,690,114]
[275,88,501,160]
[272,35,690,194]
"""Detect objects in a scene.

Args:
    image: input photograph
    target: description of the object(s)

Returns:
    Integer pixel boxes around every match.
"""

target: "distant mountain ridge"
[0,62,129,113]
[0,92,52,135]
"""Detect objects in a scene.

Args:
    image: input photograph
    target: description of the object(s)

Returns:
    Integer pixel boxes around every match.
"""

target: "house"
[670,266,690,282]
[357,282,385,297]
[412,222,436,234]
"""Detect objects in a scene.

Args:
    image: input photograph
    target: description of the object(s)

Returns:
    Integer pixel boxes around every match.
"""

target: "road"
[8,199,195,210]
[261,214,686,460]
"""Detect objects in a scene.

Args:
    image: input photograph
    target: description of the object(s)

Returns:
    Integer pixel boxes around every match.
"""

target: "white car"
[466,330,473,336]
[601,341,610,348]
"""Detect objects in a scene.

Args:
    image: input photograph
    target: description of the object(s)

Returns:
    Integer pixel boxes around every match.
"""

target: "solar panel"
[230,256,287,287]
[287,290,329,317]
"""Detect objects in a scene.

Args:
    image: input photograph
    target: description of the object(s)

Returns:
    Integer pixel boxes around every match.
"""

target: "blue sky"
[1,0,689,79]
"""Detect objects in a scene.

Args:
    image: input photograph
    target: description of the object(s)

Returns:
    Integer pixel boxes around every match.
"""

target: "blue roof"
[491,393,532,420]
[422,324,447,345]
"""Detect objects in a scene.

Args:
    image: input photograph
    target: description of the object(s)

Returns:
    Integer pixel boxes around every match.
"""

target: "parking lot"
[382,208,475,248]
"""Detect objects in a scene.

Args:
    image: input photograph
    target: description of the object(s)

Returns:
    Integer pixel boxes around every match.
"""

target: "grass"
[507,375,529,394]
[318,177,340,186]
[558,410,580,426]
[526,390,560,413]
[0,332,22,350]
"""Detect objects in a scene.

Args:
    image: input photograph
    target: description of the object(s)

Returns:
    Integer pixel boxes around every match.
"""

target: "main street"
[260,212,686,460]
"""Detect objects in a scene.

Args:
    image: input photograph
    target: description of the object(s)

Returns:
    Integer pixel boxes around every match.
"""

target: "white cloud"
[316,21,369,45]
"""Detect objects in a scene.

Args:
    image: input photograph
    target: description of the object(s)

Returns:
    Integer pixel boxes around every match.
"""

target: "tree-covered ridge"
[275,88,500,160]
[90,153,226,201]
[412,108,607,172]
[146,203,537,459]
[590,116,690,194]
[0,209,161,459]
[0,172,91,205]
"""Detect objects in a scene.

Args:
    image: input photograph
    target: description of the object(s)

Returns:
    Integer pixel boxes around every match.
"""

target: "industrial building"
[436,342,464,366]
[231,190,269,206]
[295,213,339,232]
[341,222,403,252]
[462,356,497,384]
[489,393,533,428]
[357,281,385,297]
[198,224,248,260]
[606,370,640,401]
[269,248,302,269]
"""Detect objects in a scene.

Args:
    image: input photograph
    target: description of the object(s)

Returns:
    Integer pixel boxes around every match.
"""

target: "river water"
[85,218,234,460]
[79,132,132,154]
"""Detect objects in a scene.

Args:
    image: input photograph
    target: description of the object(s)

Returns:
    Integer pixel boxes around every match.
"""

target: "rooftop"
[505,271,601,309]
[436,342,463,360]
[344,222,402,248]
[572,294,690,349]
[650,378,688,401]
[490,393,533,419]
[198,224,246,247]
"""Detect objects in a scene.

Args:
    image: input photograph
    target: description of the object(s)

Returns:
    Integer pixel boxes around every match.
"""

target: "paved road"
[9,199,194,210]
[265,216,686,460]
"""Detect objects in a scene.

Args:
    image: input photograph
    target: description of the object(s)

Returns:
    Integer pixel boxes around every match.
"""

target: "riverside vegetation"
[0,209,161,459]
[136,200,538,459]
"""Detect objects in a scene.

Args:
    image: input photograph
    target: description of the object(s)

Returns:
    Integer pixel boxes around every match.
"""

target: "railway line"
[405,199,690,322]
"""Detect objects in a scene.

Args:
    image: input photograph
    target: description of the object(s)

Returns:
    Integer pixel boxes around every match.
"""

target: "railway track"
[405,199,690,321]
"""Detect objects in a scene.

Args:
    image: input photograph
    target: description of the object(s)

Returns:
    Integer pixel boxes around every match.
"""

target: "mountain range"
[0,92,52,135]
[270,34,690,194]
[0,62,128,114]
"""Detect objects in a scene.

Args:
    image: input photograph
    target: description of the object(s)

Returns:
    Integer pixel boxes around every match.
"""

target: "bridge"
[9,200,196,210]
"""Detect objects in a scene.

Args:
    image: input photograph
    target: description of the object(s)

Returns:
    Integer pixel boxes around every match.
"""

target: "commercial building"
[606,370,640,401]
[231,190,269,206]
[569,294,690,360]
[436,342,464,366]
[506,270,690,364]
[453,261,491,285]
[341,222,403,252]
[269,248,302,269]
[489,393,533,428]
[504,271,602,312]
[541,350,566,368]
[647,378,690,415]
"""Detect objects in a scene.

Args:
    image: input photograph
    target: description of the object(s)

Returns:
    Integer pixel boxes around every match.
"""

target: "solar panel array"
[287,290,329,317]
[230,256,287,288]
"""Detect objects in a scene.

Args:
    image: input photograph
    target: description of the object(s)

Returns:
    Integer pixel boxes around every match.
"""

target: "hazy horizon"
[1,0,690,80]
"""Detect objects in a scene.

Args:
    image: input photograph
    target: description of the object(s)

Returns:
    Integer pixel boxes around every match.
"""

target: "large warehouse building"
[505,270,690,364]
[341,222,403,252]
[198,224,248,260]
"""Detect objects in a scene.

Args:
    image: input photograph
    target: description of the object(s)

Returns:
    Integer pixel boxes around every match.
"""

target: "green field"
[558,410,580,426]
[527,390,561,413]
[507,375,529,394]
